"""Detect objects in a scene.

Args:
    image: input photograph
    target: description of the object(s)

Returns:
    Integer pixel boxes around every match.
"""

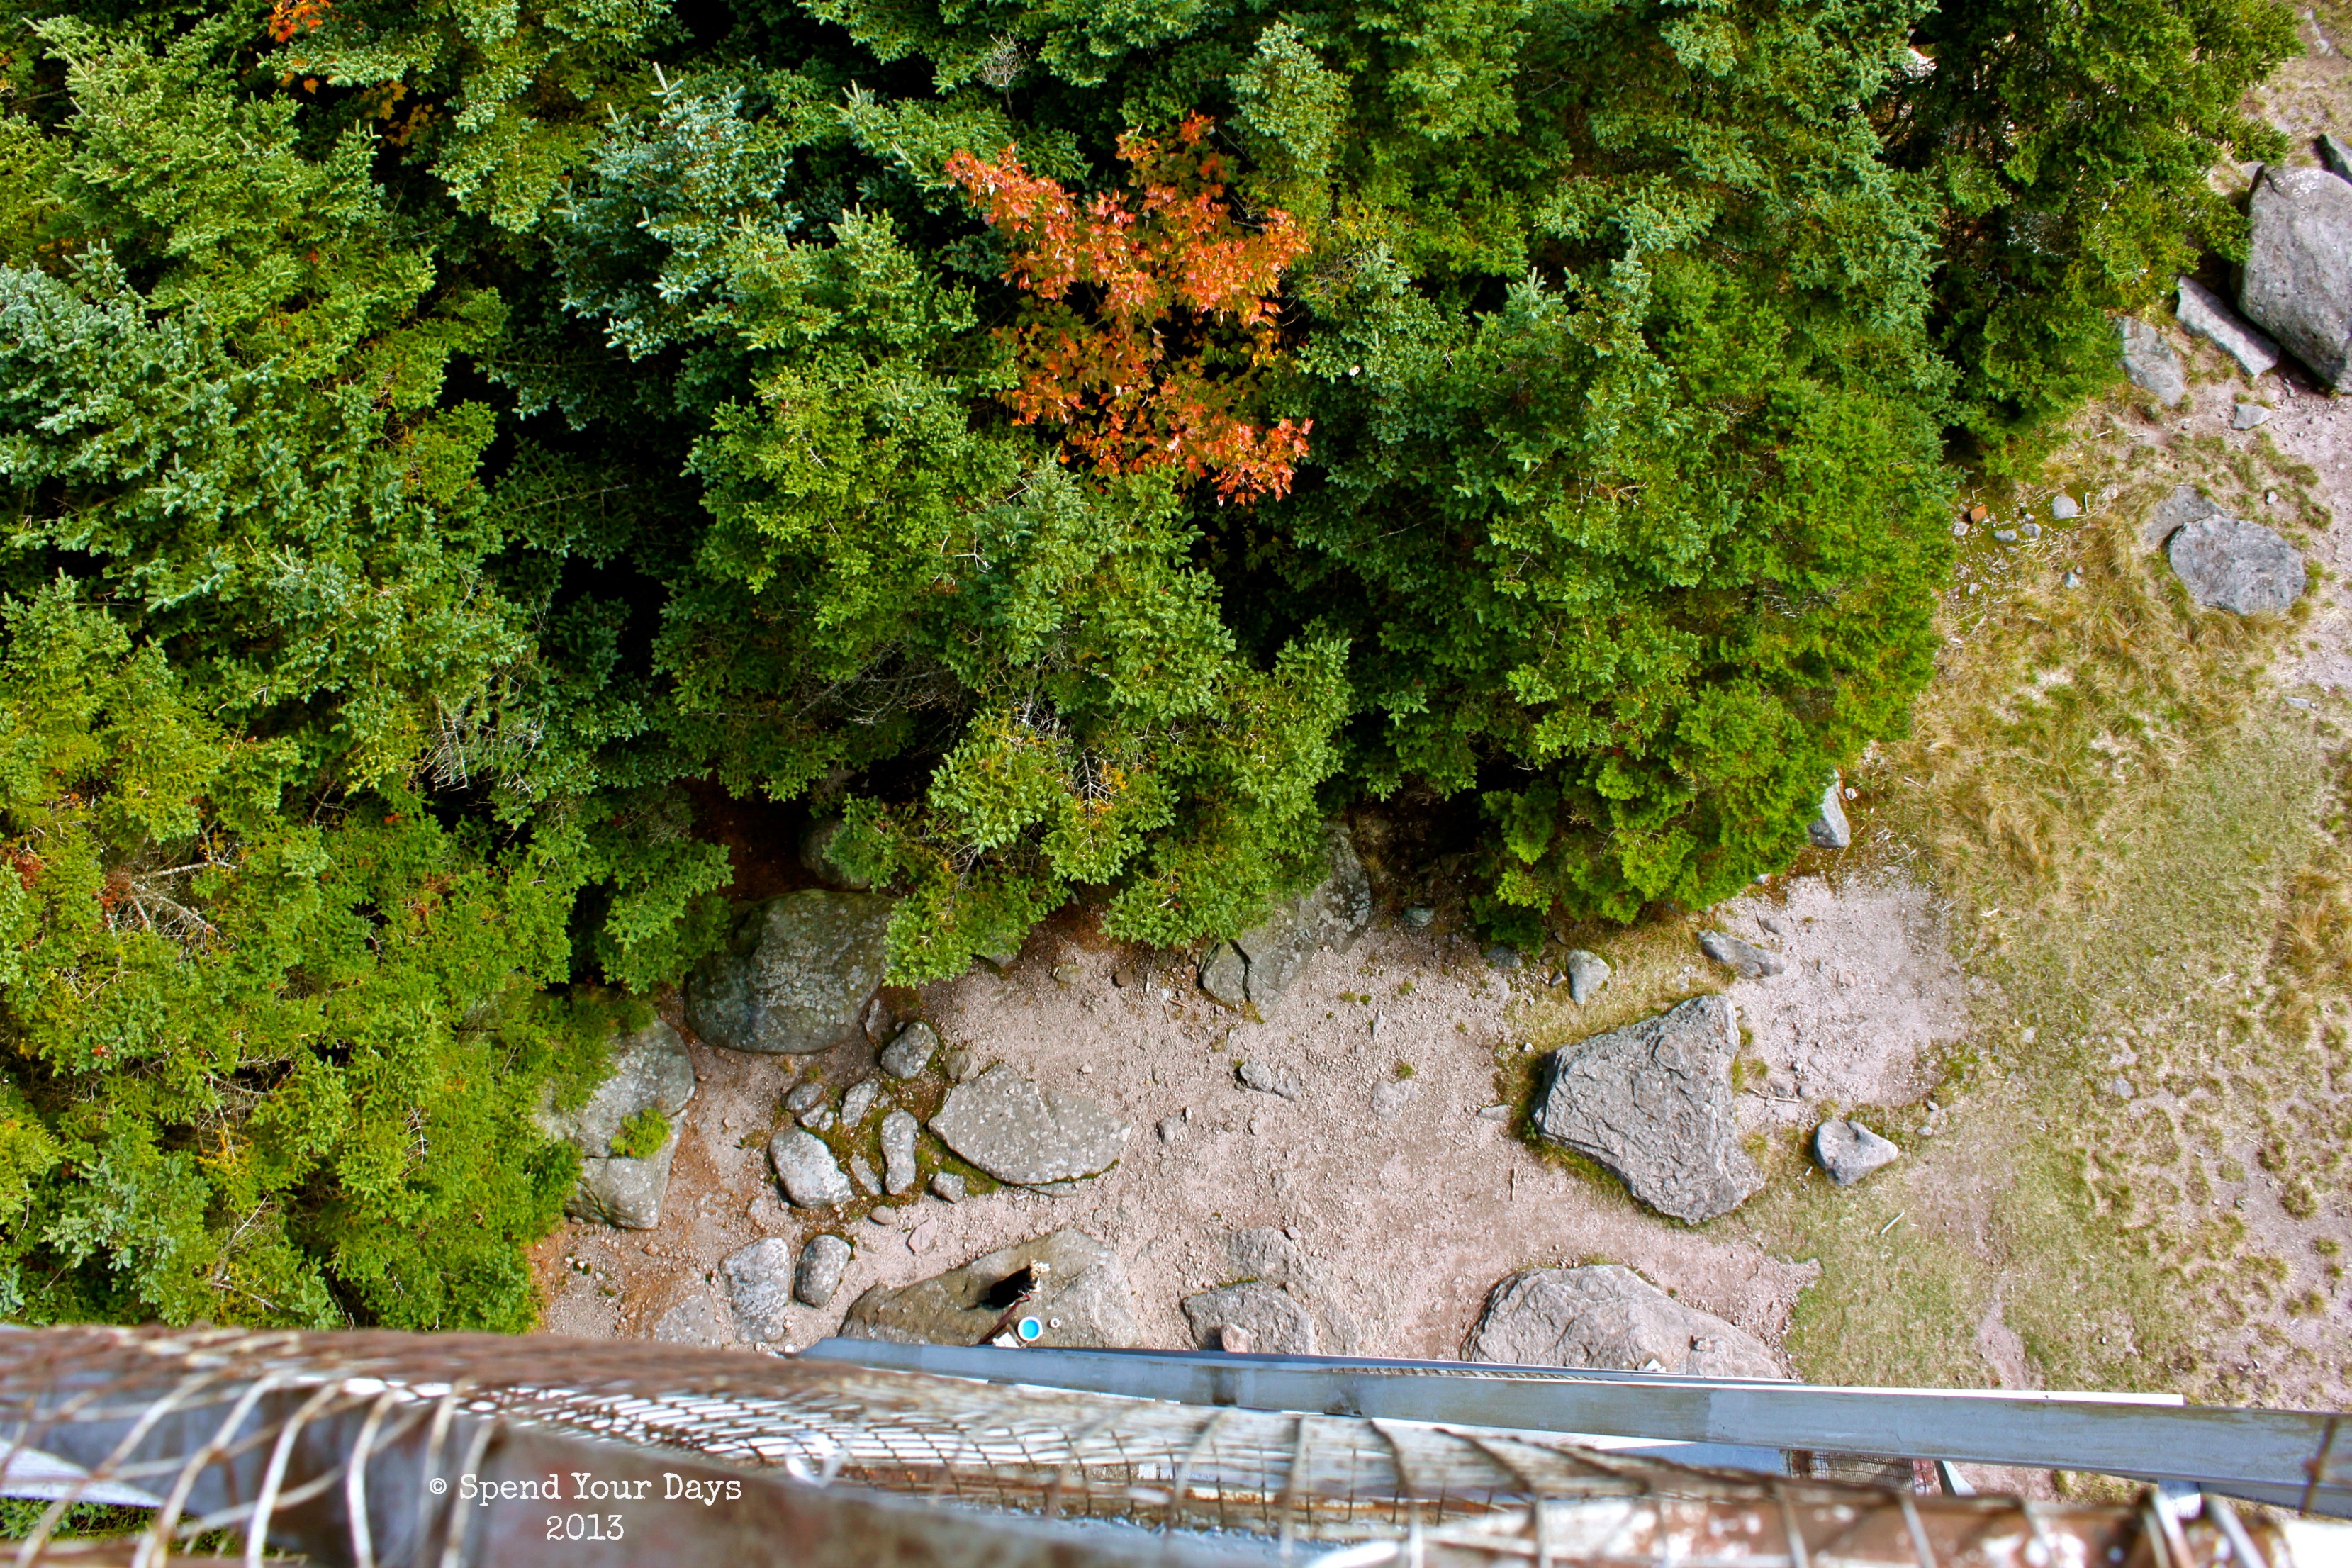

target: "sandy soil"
[535,866,1998,1381]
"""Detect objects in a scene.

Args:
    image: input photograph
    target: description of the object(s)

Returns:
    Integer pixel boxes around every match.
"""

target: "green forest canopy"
[0,0,2294,1329]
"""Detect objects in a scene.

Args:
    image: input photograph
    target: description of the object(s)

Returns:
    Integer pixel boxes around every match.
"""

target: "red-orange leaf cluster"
[946,114,1312,503]
[268,0,332,44]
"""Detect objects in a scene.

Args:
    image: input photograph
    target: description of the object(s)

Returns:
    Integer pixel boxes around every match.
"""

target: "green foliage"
[0,0,2295,1328]
[609,1107,670,1159]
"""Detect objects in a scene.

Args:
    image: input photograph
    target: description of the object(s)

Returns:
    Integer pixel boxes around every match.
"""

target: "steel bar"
[804,1339,2352,1517]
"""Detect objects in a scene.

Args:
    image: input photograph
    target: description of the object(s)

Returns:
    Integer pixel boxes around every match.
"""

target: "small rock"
[1198,942,1249,1008]
[2177,276,2282,380]
[945,1046,978,1083]
[978,947,1021,973]
[1530,995,1763,1224]
[784,1080,827,1116]
[1698,930,1784,978]
[1808,771,1851,850]
[2106,1075,2137,1100]
[1372,1077,1418,1118]
[929,1171,966,1203]
[1464,1265,1784,1378]
[1564,949,1612,1004]
[861,996,895,1044]
[2117,316,2188,405]
[2233,401,2273,430]
[770,1127,855,1208]
[2243,167,2352,388]
[1950,518,1969,539]
[1993,528,2018,543]
[848,1152,880,1197]
[798,1107,836,1132]
[1182,1281,1318,1354]
[879,1022,940,1080]
[1111,965,1140,988]
[839,1077,880,1129]
[1158,1114,1187,1144]
[2168,514,2307,615]
[722,1237,797,1341]
[1218,1324,1255,1353]
[929,1064,1131,1187]
[2061,569,2082,590]
[1402,907,1435,928]
[795,1234,853,1308]
[2019,522,2042,540]
[1477,1104,1511,1121]
[1484,944,1523,970]
[2051,493,2081,520]
[1968,503,1989,523]
[1051,962,1082,986]
[1813,1118,1901,1187]
[881,1109,919,1196]
[839,1228,1143,1348]
[653,1293,730,1346]
[1238,1060,1303,1101]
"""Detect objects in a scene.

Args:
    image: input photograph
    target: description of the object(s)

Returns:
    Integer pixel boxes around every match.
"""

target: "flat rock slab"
[770,1126,855,1208]
[2168,515,2306,615]
[685,890,895,1055]
[2178,276,2281,379]
[536,1020,698,1230]
[1463,1265,1784,1379]
[929,1064,1129,1187]
[1814,1118,1901,1187]
[839,1228,1141,1348]
[1531,995,1764,1224]
[1230,825,1374,1007]
[2244,166,2352,388]
[1698,930,1783,978]
[1181,1281,1318,1354]
[1564,950,1611,1004]
[2118,315,2188,405]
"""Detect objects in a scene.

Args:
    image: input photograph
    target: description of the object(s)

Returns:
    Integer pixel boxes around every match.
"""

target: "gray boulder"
[1182,1282,1318,1354]
[881,1109,919,1196]
[722,1237,798,1341]
[685,891,895,1055]
[929,1065,1130,1187]
[1814,1119,1901,1187]
[535,1021,698,1231]
[1530,995,1765,1224]
[770,1126,855,1209]
[1463,1265,1784,1379]
[2243,166,2352,388]
[2118,316,2188,405]
[2323,133,2352,182]
[795,1233,853,1308]
[569,1119,683,1231]
[1564,950,1611,1004]
[2178,276,2281,379]
[1698,930,1783,978]
[839,1228,1142,1348]
[1197,942,1249,1008]
[879,1021,939,1080]
[1808,772,1851,850]
[2146,483,2223,549]
[2168,514,2306,615]
[1226,826,1374,1007]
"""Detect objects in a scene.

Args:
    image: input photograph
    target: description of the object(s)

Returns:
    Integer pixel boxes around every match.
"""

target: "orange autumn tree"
[946,114,1312,503]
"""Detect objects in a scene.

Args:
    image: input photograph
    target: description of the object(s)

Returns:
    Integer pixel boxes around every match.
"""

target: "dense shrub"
[0,0,2292,1324]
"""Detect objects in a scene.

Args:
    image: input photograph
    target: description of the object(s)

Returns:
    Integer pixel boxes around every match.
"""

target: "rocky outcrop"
[2168,514,2306,615]
[2117,316,2187,405]
[685,891,894,1055]
[928,1065,1129,1187]
[2178,276,2280,379]
[1463,1265,1784,1379]
[2242,166,2352,389]
[839,1228,1141,1348]
[534,1021,697,1231]
[1530,995,1764,1224]
[1814,1119,1901,1187]
[1199,826,1374,1008]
